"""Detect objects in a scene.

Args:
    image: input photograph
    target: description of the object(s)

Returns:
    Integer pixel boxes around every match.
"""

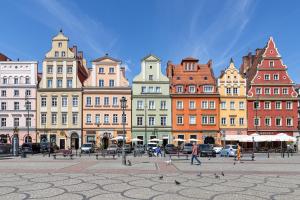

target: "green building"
[132,55,172,146]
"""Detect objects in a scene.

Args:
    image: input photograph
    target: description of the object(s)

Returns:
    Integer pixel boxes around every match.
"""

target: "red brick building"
[242,37,298,136]
[167,57,220,145]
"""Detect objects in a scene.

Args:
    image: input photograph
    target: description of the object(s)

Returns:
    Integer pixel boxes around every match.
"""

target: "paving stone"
[123,188,162,199]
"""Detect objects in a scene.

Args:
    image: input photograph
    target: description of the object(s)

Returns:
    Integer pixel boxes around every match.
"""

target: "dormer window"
[273,74,279,80]
[204,85,213,93]
[58,42,62,47]
[176,85,183,93]
[270,61,274,67]
[189,85,196,93]
[264,74,270,80]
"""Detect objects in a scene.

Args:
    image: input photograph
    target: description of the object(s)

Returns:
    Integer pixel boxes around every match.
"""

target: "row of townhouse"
[0,31,298,149]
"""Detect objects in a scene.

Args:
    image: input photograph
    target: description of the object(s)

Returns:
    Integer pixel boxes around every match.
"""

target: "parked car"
[199,144,216,157]
[0,143,12,154]
[81,143,95,153]
[182,143,193,154]
[146,143,157,152]
[20,143,33,154]
[31,143,41,154]
[165,144,176,154]
[213,146,223,154]
[40,142,55,153]
[134,144,145,154]
[107,144,119,153]
[220,145,237,157]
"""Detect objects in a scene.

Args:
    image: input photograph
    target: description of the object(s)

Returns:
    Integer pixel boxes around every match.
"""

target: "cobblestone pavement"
[0,153,300,200]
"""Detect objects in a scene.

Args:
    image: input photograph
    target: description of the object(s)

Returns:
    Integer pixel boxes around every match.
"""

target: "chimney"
[120,67,126,77]
[78,51,83,59]
[72,45,78,57]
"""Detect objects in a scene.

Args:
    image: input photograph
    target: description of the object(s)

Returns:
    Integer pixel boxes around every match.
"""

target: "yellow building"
[217,59,247,137]
[37,30,89,149]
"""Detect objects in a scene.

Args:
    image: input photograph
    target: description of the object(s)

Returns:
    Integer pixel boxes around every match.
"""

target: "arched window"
[25,77,30,84]
[14,77,18,84]
[24,135,32,143]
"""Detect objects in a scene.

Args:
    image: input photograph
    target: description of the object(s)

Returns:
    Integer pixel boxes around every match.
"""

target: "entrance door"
[71,132,79,149]
[102,137,109,149]
[60,139,65,149]
[204,136,215,144]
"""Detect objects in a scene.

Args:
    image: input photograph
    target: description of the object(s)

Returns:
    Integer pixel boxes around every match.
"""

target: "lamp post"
[252,94,259,161]
[144,97,147,147]
[25,94,30,143]
[120,96,127,165]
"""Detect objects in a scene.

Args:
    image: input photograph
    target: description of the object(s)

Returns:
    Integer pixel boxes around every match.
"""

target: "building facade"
[167,57,220,145]
[243,37,298,136]
[132,55,172,145]
[0,55,38,144]
[37,31,89,149]
[82,54,131,148]
[218,59,247,137]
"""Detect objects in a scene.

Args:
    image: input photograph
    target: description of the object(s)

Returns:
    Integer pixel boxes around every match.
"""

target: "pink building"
[0,55,38,144]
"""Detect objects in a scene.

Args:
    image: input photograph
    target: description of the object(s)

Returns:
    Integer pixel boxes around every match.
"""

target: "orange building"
[167,57,220,145]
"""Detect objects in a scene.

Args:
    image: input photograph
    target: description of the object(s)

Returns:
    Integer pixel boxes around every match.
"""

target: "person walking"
[191,143,201,165]
[237,143,241,162]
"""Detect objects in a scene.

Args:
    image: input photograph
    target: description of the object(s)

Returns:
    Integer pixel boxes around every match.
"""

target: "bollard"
[288,152,290,158]
[267,151,270,158]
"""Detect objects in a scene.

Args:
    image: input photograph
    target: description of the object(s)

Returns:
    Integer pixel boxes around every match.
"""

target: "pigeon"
[221,171,225,176]
[233,162,236,165]
[159,175,163,180]
[127,160,132,166]
[214,173,220,179]
[197,172,202,177]
[208,157,211,160]
[165,159,172,166]
[175,180,181,185]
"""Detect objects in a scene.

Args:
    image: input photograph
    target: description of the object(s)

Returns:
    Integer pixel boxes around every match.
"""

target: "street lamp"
[120,96,127,165]
[252,94,259,161]
[25,94,30,143]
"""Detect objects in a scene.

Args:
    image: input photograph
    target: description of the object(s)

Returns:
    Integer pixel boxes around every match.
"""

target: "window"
[1,102,6,110]
[176,86,183,93]
[95,97,100,106]
[67,66,73,73]
[14,90,19,96]
[204,85,213,93]
[286,101,293,110]
[14,118,19,127]
[99,80,104,87]
[109,80,115,87]
[286,118,293,126]
[52,97,57,107]
[177,101,183,109]
[160,101,166,110]
[226,88,231,95]
[189,85,196,93]
[230,118,235,126]
[3,77,7,84]
[273,74,279,80]
[282,88,288,94]
[270,61,274,67]
[264,74,270,80]
[256,88,262,94]
[264,101,271,109]
[254,118,260,126]
[149,75,153,80]
[275,118,282,126]
[202,116,208,124]
[67,79,72,88]
[161,116,166,126]
[47,66,53,74]
[1,90,6,97]
[265,118,271,126]
[47,79,52,88]
[209,116,215,124]
[62,97,67,107]
[239,101,245,109]
[113,97,118,106]
[25,101,31,110]
[149,117,155,126]
[149,101,155,109]
[41,97,46,107]
[72,113,78,125]
[57,79,62,88]
[254,101,260,109]
[274,88,279,94]
[62,113,67,125]
[109,67,114,73]
[51,113,57,125]
[14,102,19,110]
[57,66,63,73]
[14,77,18,84]
[72,97,78,107]
[86,114,92,124]
[61,51,65,57]
[26,118,31,127]
[41,113,46,125]
[58,42,62,47]
[25,90,31,97]
[149,87,154,93]
[25,77,30,84]
[156,87,161,93]
[202,101,208,109]
[265,88,270,95]
[99,67,104,73]
[86,97,92,106]
[103,114,109,124]
[189,101,195,109]
[239,118,244,125]
[177,116,183,124]
[137,101,144,109]
[1,118,6,127]
[230,101,235,110]
[122,114,127,123]
[189,115,196,125]
[221,102,226,109]
[275,101,282,109]
[104,97,109,106]
[233,88,238,95]
[209,101,215,109]
[95,114,100,124]
[141,86,146,93]
[137,117,143,126]
[221,117,226,125]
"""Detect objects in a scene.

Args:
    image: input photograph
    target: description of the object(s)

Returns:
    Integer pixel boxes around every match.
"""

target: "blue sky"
[1,0,300,83]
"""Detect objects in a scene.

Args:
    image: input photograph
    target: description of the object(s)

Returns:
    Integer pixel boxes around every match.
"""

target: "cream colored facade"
[217,59,247,136]
[37,31,89,149]
[82,55,131,148]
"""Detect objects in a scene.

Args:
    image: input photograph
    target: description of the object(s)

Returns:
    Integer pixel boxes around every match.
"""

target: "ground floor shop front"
[171,131,222,146]
[0,129,37,145]
[131,129,172,146]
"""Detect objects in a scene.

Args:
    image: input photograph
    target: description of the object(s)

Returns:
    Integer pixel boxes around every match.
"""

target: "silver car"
[81,143,95,153]
[220,145,237,157]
